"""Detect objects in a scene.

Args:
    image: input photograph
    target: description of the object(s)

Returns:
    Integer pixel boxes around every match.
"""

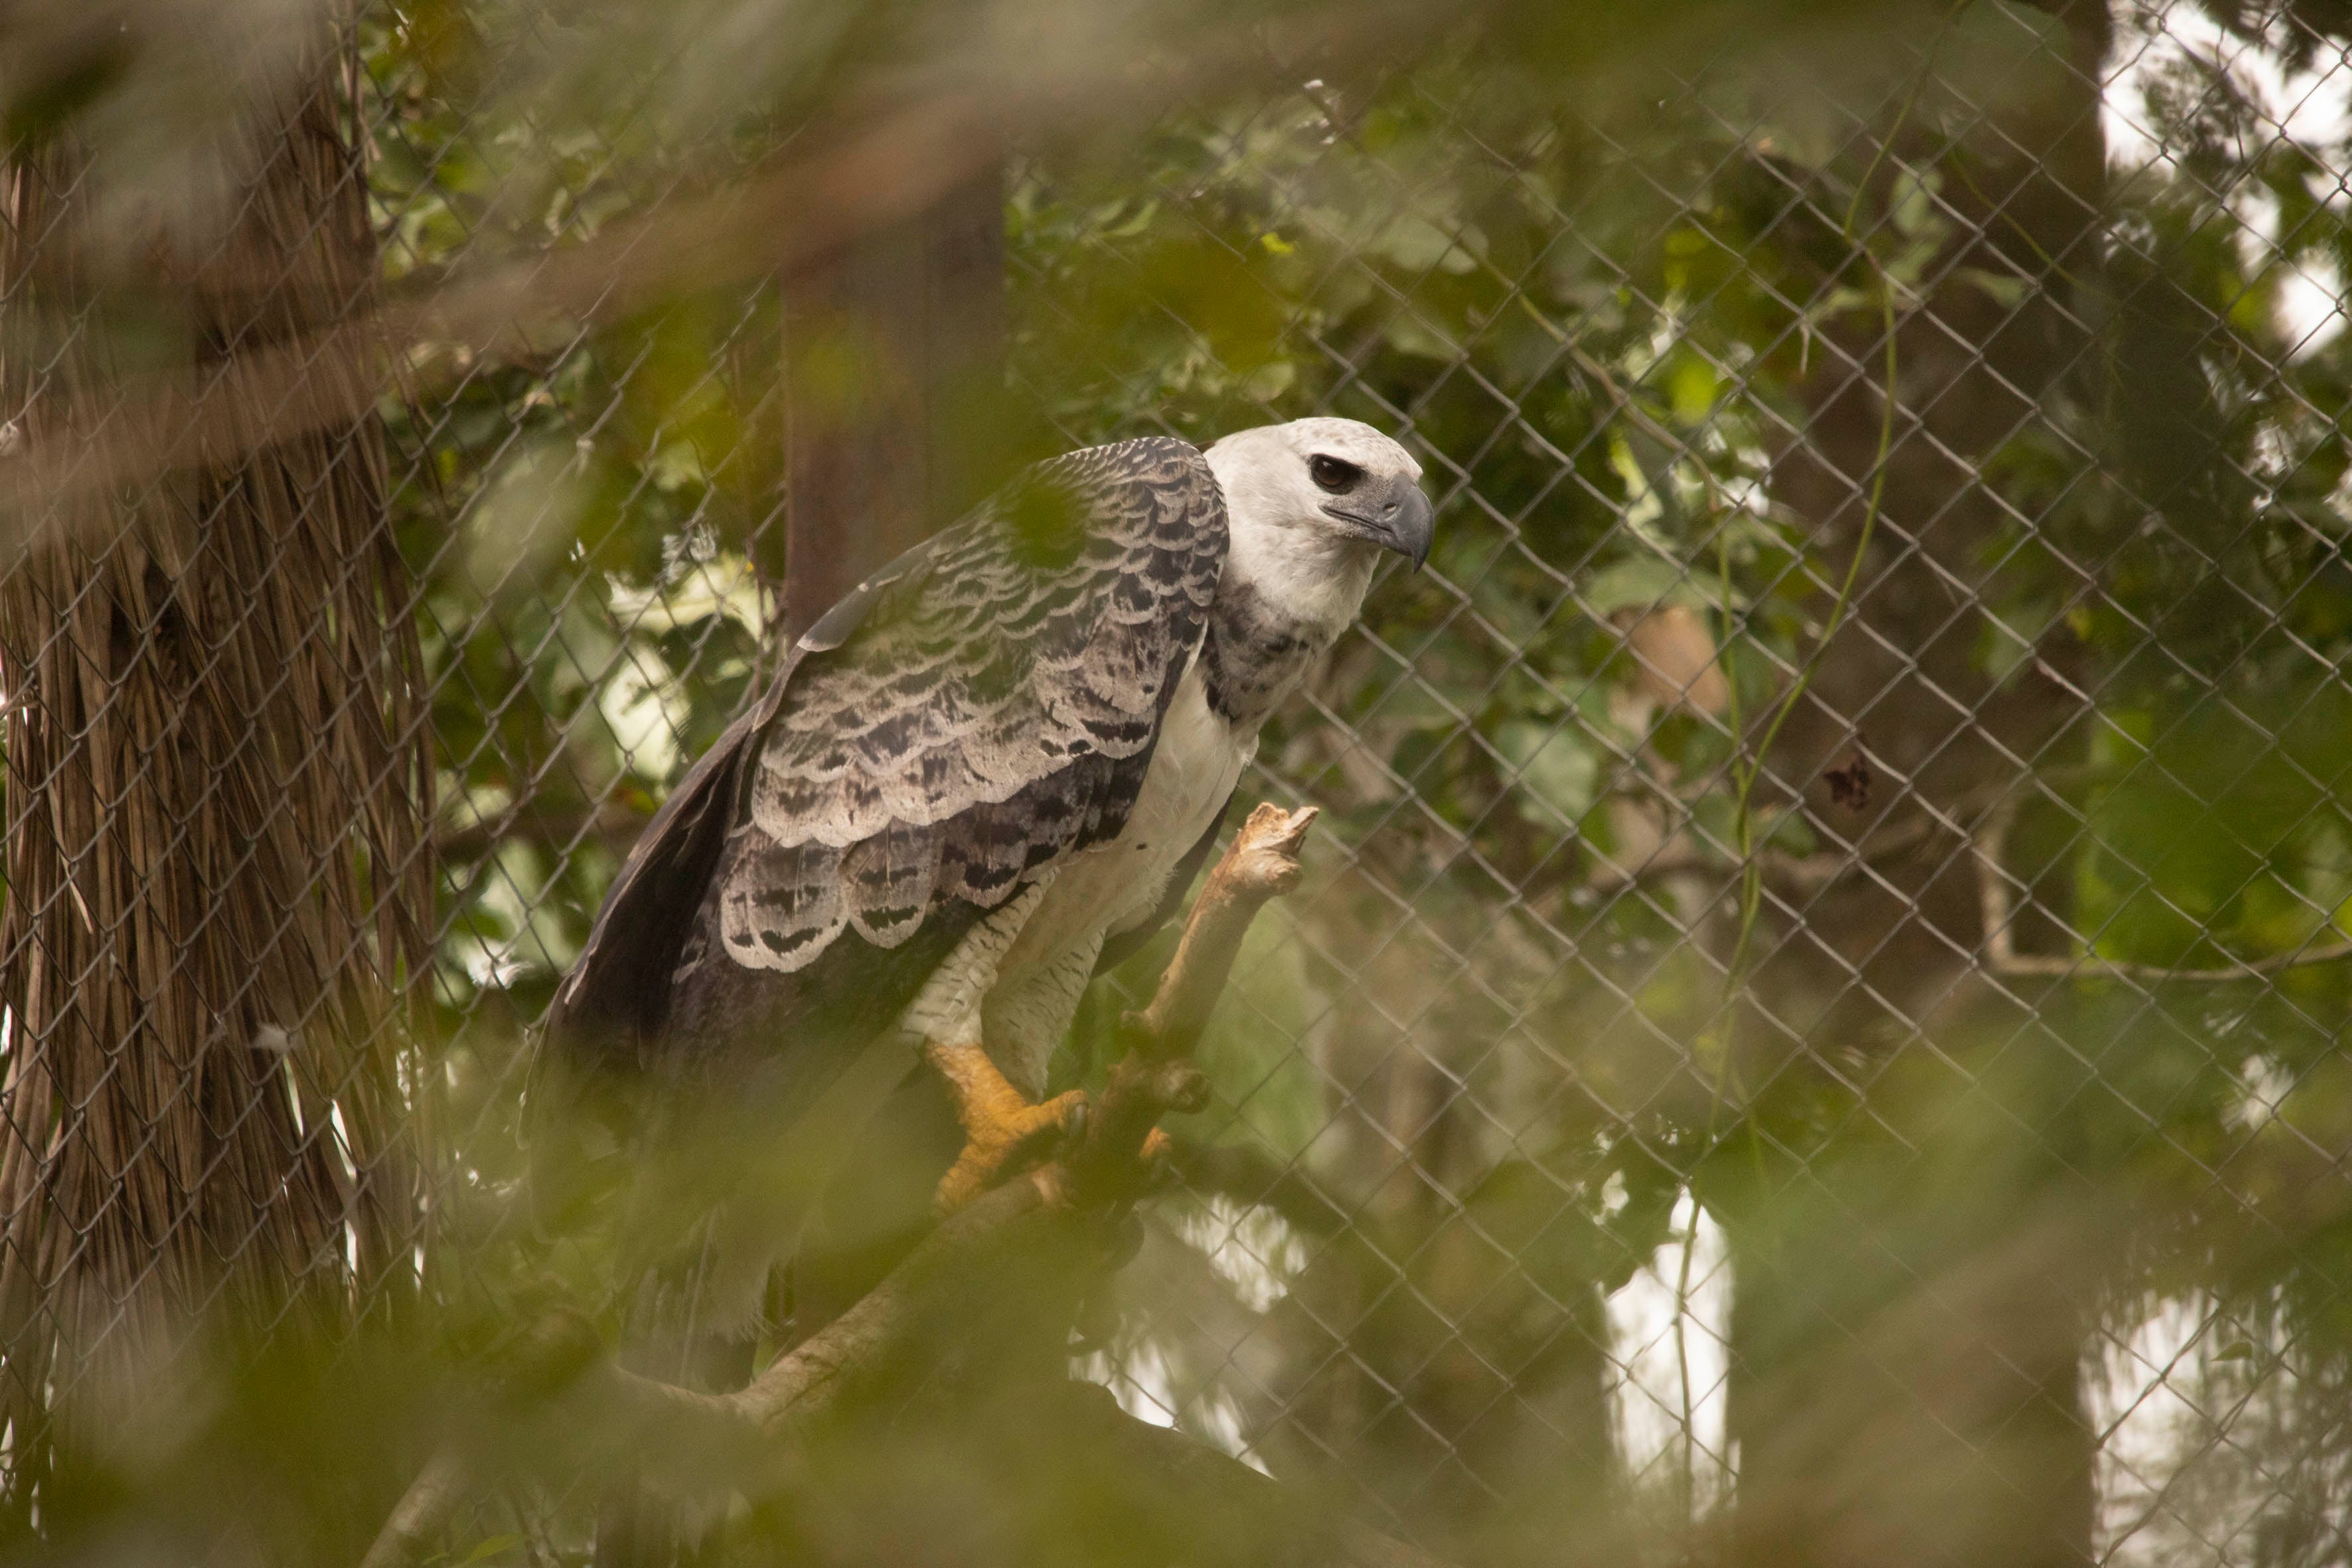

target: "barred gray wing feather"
[711,436,1223,981]
[535,514,965,1081]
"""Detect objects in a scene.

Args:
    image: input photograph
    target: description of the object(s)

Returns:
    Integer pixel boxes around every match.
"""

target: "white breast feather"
[996,655,1245,978]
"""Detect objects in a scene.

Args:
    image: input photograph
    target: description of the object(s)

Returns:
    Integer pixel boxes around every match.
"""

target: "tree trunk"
[782,158,1008,634]
[1727,5,2112,1565]
[0,7,430,1523]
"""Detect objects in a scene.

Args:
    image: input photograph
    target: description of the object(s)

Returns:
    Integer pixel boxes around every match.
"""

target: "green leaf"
[1584,554,1739,615]
[1496,720,1598,824]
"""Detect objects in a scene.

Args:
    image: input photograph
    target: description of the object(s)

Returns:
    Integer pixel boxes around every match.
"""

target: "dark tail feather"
[595,1286,758,1568]
[593,1479,678,1568]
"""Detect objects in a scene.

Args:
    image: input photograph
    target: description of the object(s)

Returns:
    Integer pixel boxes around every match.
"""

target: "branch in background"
[1605,769,2352,981]
[0,91,1002,550]
[1170,1140,1351,1235]
[0,0,1454,562]
[433,796,651,860]
[356,1449,469,1568]
[361,803,1448,1568]
[1973,799,2352,982]
[1044,1381,1456,1568]
[1590,766,2113,901]
[1585,799,1950,896]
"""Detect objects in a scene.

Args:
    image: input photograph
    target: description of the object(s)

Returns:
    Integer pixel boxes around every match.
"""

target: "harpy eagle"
[536,416,1432,1334]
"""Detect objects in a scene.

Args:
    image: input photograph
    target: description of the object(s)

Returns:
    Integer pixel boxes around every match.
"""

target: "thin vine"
[1701,1,1955,1065]
[1720,274,1899,997]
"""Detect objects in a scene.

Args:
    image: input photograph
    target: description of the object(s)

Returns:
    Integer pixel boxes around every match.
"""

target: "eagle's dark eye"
[1309,454,1364,494]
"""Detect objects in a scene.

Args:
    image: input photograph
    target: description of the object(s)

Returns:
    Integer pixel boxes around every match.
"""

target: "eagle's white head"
[1204,416,1432,637]
[1198,417,1432,724]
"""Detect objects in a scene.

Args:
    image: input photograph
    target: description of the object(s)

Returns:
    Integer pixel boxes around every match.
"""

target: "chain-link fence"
[7,1,2352,1564]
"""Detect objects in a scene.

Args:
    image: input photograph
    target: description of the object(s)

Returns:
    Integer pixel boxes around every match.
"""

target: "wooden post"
[782,160,1006,636]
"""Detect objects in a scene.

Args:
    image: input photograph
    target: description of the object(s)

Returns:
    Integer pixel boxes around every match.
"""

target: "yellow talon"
[923,1040,1089,1213]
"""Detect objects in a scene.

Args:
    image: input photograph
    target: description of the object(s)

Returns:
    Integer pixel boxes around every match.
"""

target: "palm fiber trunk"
[0,4,430,1525]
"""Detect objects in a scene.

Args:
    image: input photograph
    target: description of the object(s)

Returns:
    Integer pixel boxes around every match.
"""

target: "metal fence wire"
[7,1,2352,1563]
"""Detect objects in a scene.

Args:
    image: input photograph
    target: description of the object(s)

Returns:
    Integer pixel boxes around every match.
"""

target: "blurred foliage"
[13,0,2352,1563]
[371,0,2352,1558]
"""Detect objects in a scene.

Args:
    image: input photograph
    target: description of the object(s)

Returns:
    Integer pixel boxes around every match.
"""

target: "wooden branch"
[1133,803,1316,1058]
[1072,805,1316,1202]
[698,1174,1058,1437]
[358,800,1444,1568]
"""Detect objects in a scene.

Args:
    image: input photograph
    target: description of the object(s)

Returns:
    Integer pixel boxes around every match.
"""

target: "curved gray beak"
[1389,483,1435,572]
[1330,475,1435,572]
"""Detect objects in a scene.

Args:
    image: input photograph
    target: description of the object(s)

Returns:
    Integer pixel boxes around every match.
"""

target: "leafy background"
[17,0,2352,1562]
